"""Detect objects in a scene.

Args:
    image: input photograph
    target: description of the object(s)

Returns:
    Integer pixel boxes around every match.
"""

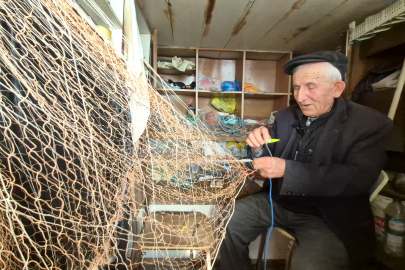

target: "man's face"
[292,63,338,118]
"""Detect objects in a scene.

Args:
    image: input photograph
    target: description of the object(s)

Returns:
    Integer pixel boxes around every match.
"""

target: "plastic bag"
[226,142,247,158]
[221,79,241,92]
[226,141,246,149]
[211,97,236,113]
[221,81,236,91]
[372,70,401,91]
[158,57,195,72]
[172,56,195,72]
[198,109,219,129]
[269,111,277,124]
[201,141,226,157]
[204,111,218,129]
[226,144,241,158]
[199,74,221,92]
[244,83,264,93]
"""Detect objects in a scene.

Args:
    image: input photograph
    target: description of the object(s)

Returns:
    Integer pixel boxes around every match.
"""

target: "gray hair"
[292,62,342,83]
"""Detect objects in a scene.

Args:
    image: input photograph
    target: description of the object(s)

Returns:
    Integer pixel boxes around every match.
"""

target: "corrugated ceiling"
[137,0,396,54]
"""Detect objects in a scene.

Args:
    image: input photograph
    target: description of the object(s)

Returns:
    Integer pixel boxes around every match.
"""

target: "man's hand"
[246,126,271,153]
[252,157,286,178]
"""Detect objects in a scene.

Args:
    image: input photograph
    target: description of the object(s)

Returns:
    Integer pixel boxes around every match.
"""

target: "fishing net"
[0,0,253,269]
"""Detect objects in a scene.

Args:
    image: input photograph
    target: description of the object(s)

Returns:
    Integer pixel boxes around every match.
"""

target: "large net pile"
[0,0,252,269]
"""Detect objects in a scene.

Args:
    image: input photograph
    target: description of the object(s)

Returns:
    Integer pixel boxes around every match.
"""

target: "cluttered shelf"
[149,45,289,156]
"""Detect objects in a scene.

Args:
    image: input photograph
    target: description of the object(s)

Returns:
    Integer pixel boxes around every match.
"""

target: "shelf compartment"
[156,48,197,89]
[243,96,289,121]
[245,60,277,93]
[244,52,291,95]
[197,94,243,118]
[156,74,196,91]
[198,50,244,92]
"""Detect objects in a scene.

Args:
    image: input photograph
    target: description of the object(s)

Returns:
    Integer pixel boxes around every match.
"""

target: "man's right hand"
[246,126,271,153]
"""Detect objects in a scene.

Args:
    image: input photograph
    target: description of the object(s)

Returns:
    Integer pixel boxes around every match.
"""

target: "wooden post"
[152,30,158,88]
[206,249,212,270]
[388,58,405,120]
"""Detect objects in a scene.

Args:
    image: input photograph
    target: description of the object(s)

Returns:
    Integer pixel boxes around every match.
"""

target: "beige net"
[0,0,253,269]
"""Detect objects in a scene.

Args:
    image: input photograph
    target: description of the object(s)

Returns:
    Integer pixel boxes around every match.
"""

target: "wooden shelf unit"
[153,46,292,120]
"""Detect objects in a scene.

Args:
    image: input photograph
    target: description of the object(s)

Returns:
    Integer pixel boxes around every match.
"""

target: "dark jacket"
[252,97,392,269]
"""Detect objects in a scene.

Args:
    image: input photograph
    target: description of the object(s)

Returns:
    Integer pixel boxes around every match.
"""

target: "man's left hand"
[251,157,286,178]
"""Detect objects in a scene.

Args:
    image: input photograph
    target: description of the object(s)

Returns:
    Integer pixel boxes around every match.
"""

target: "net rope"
[0,0,260,269]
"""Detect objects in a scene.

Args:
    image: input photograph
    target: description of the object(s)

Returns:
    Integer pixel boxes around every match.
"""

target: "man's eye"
[307,84,315,89]
[294,86,300,91]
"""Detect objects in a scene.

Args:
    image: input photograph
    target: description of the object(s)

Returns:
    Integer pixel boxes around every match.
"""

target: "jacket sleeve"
[280,119,392,197]
[246,119,277,159]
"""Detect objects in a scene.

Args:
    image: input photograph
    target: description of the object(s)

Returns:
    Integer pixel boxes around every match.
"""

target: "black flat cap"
[284,51,348,81]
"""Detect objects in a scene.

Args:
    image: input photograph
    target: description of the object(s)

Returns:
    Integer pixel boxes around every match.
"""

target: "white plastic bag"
[198,74,221,92]
[372,70,401,91]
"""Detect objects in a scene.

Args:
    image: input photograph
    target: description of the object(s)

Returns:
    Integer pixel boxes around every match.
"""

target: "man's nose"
[295,88,308,102]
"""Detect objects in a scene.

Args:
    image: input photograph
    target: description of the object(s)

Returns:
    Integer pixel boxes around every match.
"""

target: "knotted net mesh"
[0,0,253,269]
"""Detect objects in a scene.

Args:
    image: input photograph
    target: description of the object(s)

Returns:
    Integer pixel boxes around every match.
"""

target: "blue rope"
[264,179,274,270]
[215,115,246,142]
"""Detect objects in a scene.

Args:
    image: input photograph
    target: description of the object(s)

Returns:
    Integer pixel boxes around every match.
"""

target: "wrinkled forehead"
[292,63,329,85]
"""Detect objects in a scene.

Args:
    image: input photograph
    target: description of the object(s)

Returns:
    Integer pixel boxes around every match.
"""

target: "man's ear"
[333,81,346,98]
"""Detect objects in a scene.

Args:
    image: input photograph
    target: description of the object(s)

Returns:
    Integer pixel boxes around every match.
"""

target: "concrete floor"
[376,244,405,270]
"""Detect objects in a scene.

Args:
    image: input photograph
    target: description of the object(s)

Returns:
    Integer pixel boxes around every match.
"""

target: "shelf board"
[156,88,196,96]
[197,90,243,98]
[243,92,291,99]
[157,68,196,76]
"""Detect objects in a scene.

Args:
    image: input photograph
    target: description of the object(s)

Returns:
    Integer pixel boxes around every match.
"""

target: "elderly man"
[219,51,392,270]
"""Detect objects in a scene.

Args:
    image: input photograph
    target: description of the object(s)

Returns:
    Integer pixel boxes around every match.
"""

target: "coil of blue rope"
[214,115,247,142]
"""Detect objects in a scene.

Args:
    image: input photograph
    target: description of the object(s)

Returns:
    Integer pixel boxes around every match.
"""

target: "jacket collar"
[294,97,347,124]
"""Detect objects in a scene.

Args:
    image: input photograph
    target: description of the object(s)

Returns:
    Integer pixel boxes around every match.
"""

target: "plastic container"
[384,198,405,257]
[371,195,393,243]
[187,98,195,116]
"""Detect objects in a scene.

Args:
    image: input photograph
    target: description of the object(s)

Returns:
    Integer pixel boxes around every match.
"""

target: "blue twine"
[214,115,246,142]
[264,179,274,270]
